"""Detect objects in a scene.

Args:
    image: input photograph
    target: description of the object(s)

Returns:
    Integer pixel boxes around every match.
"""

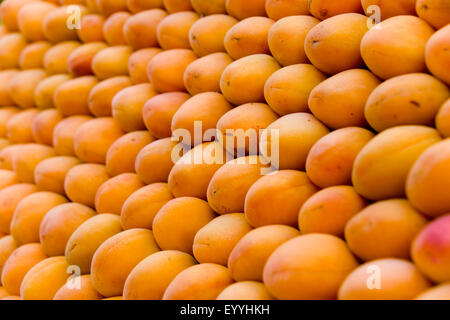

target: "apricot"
[411,214,450,283]
[0,144,23,170]
[19,41,51,69]
[96,0,127,15]
[54,275,103,300]
[157,11,199,50]
[220,54,280,105]
[189,14,237,57]
[361,0,417,20]
[0,139,10,151]
[163,0,192,12]
[65,214,122,274]
[8,69,46,109]
[106,131,154,176]
[425,24,450,86]
[17,1,57,41]
[416,0,450,29]
[0,183,38,234]
[111,83,158,132]
[265,0,309,20]
[299,186,366,237]
[217,281,274,300]
[360,15,435,79]
[171,92,233,146]
[224,17,273,60]
[184,52,233,96]
[123,9,167,49]
[40,203,95,257]
[268,16,319,67]
[260,113,329,170]
[193,213,252,265]
[128,48,162,84]
[265,234,358,299]
[123,250,196,300]
[31,109,63,145]
[127,0,163,13]
[67,42,108,76]
[246,170,318,227]
[0,236,19,279]
[34,156,81,194]
[306,128,375,188]
[121,183,173,230]
[0,287,9,299]
[102,11,130,46]
[152,197,215,253]
[43,5,88,42]
[64,163,110,207]
[12,143,56,183]
[207,156,270,214]
[338,258,431,300]
[53,115,92,156]
[142,94,189,139]
[54,76,99,116]
[0,169,18,190]
[43,41,81,74]
[168,142,227,199]
[0,0,38,32]
[91,228,160,297]
[309,69,381,129]
[6,109,39,143]
[34,74,72,109]
[88,76,132,117]
[1,295,20,300]
[415,283,450,300]
[225,0,266,20]
[77,14,105,43]
[1,243,47,295]
[20,256,70,300]
[163,263,233,300]
[0,71,19,106]
[95,173,144,215]
[92,46,133,80]
[73,117,124,164]
[436,99,450,137]
[346,199,427,261]
[191,0,226,15]
[0,106,18,134]
[365,73,450,132]
[0,33,27,69]
[352,126,441,201]
[147,49,197,93]
[216,103,278,155]
[308,0,363,20]
[264,64,325,115]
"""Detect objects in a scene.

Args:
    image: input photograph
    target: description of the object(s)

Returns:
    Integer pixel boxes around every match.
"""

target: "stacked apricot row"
[0,0,449,300]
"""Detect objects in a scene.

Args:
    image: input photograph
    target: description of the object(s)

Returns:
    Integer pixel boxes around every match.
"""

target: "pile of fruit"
[0,0,449,301]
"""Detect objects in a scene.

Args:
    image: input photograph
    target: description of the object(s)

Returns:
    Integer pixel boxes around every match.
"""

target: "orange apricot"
[425,24,450,86]
[263,234,359,300]
[0,71,19,106]
[147,49,197,93]
[111,83,158,132]
[191,0,226,15]
[123,250,196,300]
[19,41,51,69]
[123,9,167,49]
[53,115,92,156]
[8,69,46,108]
[308,0,363,20]
[265,0,309,20]
[0,0,39,32]
[416,0,450,29]
[43,5,88,42]
[163,0,192,12]
[64,163,110,208]
[0,33,27,69]
[189,14,237,57]
[0,169,18,190]
[102,11,130,46]
[92,46,133,80]
[106,131,154,176]
[34,156,82,194]
[0,106,19,134]
[17,1,57,41]
[65,214,122,274]
[127,0,163,13]
[163,263,233,300]
[415,283,450,300]
[67,42,108,76]
[96,0,127,15]
[0,144,24,169]
[152,197,216,253]
[305,128,375,188]
[34,74,72,109]
[54,274,103,300]
[77,14,105,43]
[54,76,99,116]
[217,281,274,300]
[73,117,124,164]
[12,143,56,183]
[31,109,63,145]
[142,92,190,139]
[193,213,252,265]
[120,183,174,230]
[91,228,159,297]
[88,76,132,117]
[43,41,81,74]
[127,48,162,84]
[0,236,20,279]
[436,99,450,137]
[157,11,199,50]
[6,109,39,143]
[225,0,266,20]
[361,0,417,20]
